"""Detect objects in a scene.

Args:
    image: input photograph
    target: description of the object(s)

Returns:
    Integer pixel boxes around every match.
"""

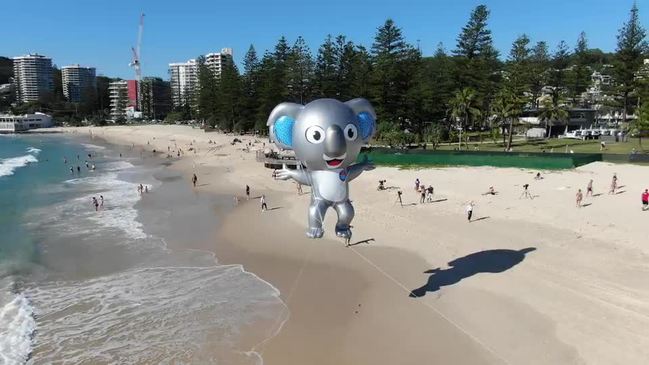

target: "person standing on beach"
[260,194,268,212]
[192,174,198,187]
[642,189,649,211]
[246,185,250,200]
[297,182,303,195]
[100,195,104,209]
[466,201,474,222]
[576,189,583,208]
[426,186,434,202]
[92,197,99,211]
[396,191,403,207]
[420,185,426,203]
[587,179,594,197]
[415,178,420,191]
[609,174,618,194]
[520,184,532,199]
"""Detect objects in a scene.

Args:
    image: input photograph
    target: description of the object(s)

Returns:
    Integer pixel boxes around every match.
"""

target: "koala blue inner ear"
[275,116,295,148]
[357,112,375,140]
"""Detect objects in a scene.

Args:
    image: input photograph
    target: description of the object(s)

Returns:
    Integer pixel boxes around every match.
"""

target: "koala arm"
[346,156,375,182]
[276,164,312,186]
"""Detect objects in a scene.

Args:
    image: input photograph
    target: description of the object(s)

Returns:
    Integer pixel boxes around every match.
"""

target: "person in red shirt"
[642,189,649,211]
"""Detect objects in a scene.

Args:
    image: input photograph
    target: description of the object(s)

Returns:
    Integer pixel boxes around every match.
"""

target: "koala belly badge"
[267,98,376,239]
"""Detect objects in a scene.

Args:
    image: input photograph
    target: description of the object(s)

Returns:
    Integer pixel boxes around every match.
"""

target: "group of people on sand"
[576,173,617,208]
[414,178,435,204]
[229,184,269,212]
[575,173,647,211]
[91,195,104,211]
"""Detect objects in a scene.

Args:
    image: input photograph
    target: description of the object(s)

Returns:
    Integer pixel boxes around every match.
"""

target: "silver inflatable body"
[267,98,376,239]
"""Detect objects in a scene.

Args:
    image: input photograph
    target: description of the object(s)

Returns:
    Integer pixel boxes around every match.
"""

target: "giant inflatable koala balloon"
[267,98,376,239]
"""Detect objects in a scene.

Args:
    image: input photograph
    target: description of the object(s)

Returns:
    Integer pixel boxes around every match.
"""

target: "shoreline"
[57,125,649,365]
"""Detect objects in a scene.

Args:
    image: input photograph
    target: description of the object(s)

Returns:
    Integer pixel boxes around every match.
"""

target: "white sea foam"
[102,160,135,171]
[36,171,150,242]
[25,147,41,155]
[28,266,284,364]
[0,291,36,365]
[0,155,38,178]
[81,143,106,151]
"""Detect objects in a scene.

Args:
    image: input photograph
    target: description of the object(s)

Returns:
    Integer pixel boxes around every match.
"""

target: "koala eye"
[344,124,358,141]
[305,126,325,144]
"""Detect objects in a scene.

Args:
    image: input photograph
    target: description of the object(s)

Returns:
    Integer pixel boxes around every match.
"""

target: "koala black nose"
[325,125,346,157]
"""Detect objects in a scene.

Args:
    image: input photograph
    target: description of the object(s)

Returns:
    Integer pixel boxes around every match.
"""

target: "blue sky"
[3,0,646,79]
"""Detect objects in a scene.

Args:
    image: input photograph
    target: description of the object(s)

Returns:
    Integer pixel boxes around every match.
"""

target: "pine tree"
[241,45,260,131]
[614,2,648,123]
[529,41,550,108]
[411,43,454,139]
[196,55,218,125]
[217,62,242,131]
[256,39,291,131]
[314,35,338,98]
[569,32,591,106]
[454,5,496,60]
[506,34,532,101]
[334,35,357,100]
[453,5,500,123]
[549,41,571,97]
[286,36,314,103]
[370,19,419,129]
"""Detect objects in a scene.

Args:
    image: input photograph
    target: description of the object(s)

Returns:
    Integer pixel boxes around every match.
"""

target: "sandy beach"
[59,125,649,364]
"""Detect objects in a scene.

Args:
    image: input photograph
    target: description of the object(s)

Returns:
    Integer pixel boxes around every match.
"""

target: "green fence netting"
[359,148,603,170]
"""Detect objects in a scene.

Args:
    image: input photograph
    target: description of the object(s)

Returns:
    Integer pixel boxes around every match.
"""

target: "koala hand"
[275,165,294,181]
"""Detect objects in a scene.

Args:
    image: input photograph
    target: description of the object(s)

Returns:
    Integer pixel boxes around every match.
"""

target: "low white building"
[0,112,53,133]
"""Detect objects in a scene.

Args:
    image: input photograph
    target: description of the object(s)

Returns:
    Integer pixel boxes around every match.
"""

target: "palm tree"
[491,91,521,151]
[538,90,569,139]
[449,88,481,150]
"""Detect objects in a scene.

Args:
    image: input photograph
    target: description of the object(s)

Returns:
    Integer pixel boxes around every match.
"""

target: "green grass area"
[433,138,647,154]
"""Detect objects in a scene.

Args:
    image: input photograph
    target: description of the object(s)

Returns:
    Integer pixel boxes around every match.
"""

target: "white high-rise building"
[205,48,233,77]
[169,59,198,108]
[12,54,53,103]
[168,48,233,109]
[61,65,96,102]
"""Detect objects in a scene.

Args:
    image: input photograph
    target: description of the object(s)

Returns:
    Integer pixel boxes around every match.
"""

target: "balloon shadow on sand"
[409,247,536,298]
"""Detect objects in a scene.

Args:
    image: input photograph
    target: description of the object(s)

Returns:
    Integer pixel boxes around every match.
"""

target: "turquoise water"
[0,134,284,365]
[0,135,91,274]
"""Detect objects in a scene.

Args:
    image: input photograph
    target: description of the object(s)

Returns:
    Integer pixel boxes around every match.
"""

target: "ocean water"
[0,135,285,364]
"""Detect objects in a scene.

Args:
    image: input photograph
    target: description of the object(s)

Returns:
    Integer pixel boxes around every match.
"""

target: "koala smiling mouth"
[323,153,347,168]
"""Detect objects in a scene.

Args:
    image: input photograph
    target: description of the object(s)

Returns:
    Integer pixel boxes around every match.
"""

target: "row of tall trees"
[188,3,647,147]
[187,3,648,148]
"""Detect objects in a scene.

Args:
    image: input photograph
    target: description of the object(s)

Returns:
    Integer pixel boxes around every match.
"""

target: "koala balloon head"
[267,98,376,170]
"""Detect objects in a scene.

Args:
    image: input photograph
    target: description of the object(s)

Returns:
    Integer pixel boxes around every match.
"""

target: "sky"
[2,0,646,79]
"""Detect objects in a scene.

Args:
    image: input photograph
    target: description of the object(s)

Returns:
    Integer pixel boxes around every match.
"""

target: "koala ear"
[267,102,303,150]
[345,98,376,142]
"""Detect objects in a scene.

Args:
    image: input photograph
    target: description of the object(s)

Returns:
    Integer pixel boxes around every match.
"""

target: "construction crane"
[129,13,144,111]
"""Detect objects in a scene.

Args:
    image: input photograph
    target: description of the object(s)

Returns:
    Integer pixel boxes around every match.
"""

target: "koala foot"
[306,227,324,239]
[335,225,352,239]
